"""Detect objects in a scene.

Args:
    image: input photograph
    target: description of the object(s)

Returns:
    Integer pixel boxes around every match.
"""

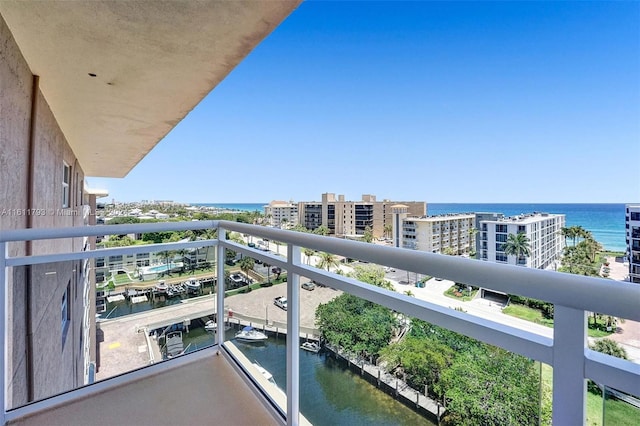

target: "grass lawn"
[112,273,133,285]
[502,304,554,327]
[443,285,478,302]
[502,304,612,337]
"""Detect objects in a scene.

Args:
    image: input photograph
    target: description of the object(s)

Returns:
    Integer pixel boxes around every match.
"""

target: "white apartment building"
[626,204,640,284]
[400,214,476,255]
[479,213,565,269]
[264,200,299,228]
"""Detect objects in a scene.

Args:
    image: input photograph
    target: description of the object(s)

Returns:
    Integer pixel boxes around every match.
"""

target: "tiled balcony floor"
[7,347,282,426]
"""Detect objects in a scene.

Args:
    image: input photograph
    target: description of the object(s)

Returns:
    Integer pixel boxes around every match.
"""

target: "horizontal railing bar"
[584,349,640,397]
[5,239,218,267]
[4,346,218,423]
[0,221,219,242]
[4,219,639,320]
[218,221,640,321]
[292,264,554,364]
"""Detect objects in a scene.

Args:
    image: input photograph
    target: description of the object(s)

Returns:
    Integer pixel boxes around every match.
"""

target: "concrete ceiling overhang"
[0,0,301,177]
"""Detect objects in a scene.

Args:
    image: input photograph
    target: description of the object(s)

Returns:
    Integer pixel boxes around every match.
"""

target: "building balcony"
[1,221,639,426]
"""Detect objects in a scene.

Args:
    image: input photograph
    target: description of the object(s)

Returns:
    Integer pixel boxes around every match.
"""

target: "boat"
[185,280,201,293]
[204,320,216,332]
[300,341,321,353]
[235,326,268,342]
[154,280,168,294]
[163,330,184,359]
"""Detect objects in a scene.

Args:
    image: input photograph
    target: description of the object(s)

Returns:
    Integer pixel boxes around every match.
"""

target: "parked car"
[230,273,244,283]
[301,281,316,291]
[274,296,287,310]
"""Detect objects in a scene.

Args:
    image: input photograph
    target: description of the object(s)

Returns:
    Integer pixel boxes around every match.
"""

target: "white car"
[274,296,287,310]
[230,273,244,283]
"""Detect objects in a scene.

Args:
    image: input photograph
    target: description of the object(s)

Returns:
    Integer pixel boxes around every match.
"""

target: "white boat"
[185,280,201,293]
[154,280,168,294]
[235,326,268,342]
[300,341,321,353]
[205,320,216,332]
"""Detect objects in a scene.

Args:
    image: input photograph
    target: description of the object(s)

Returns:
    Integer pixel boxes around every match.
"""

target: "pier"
[325,344,444,423]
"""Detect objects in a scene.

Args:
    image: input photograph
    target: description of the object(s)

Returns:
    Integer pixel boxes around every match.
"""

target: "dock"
[96,291,322,381]
[325,344,444,423]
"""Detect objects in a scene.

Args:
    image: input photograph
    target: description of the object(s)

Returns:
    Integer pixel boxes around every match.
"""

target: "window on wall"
[62,163,70,208]
[77,175,83,207]
[61,281,71,345]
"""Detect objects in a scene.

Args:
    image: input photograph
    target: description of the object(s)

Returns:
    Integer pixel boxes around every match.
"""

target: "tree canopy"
[503,232,531,259]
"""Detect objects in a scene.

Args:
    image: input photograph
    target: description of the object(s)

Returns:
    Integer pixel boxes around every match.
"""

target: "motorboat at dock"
[300,341,321,353]
[235,326,268,342]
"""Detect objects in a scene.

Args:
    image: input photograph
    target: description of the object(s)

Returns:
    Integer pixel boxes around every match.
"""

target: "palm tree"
[581,236,602,263]
[280,217,288,229]
[559,227,573,247]
[157,250,175,276]
[317,252,340,272]
[237,257,254,292]
[302,247,315,265]
[383,224,393,239]
[503,233,531,265]
[468,227,478,256]
[264,262,271,284]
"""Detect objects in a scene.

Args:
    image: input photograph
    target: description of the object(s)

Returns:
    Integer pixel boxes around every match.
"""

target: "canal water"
[181,326,435,425]
[106,293,434,424]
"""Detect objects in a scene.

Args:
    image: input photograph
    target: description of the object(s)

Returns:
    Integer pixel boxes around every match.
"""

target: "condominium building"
[400,213,476,255]
[626,204,640,284]
[264,200,299,228]
[298,193,426,238]
[478,213,566,269]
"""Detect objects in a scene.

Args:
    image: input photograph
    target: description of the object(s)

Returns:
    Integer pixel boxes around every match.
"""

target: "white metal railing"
[1,220,639,426]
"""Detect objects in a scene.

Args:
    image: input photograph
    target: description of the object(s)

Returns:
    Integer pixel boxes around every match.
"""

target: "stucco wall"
[1,14,89,408]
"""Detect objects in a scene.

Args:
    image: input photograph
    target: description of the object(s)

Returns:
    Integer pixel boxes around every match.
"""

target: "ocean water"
[194,202,627,252]
[196,203,265,212]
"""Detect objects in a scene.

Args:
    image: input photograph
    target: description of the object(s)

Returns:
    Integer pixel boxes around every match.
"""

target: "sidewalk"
[390,275,640,364]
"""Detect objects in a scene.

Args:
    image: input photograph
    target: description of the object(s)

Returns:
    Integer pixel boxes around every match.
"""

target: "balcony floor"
[8,347,282,426]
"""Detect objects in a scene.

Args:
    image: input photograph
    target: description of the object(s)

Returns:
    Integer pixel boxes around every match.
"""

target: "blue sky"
[89,1,639,204]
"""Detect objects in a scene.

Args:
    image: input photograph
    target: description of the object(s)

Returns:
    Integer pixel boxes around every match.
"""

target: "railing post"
[286,243,300,426]
[552,305,586,424]
[0,241,7,423]
[216,227,226,343]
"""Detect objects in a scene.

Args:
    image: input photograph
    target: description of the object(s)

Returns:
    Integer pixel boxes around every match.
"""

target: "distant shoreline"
[191,202,627,252]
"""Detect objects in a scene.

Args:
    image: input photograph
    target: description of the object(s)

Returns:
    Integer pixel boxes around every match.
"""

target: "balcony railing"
[1,220,639,425]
